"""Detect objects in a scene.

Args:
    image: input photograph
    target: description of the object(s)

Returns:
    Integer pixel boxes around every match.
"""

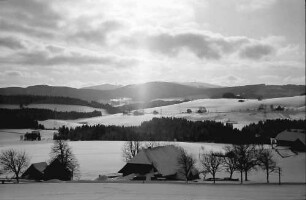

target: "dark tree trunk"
[244,170,248,181]
[15,174,19,183]
[266,169,269,183]
[229,171,233,179]
[213,174,216,184]
[240,170,243,184]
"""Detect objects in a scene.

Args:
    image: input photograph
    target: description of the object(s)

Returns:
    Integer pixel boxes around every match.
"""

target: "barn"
[44,159,73,181]
[275,129,305,151]
[21,162,47,180]
[118,145,198,181]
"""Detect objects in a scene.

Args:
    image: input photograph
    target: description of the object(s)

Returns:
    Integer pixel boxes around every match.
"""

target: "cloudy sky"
[0,0,304,88]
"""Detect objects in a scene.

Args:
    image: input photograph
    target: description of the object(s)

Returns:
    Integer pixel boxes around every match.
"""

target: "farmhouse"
[21,159,73,181]
[118,145,198,181]
[21,162,47,180]
[274,129,305,151]
[44,159,73,181]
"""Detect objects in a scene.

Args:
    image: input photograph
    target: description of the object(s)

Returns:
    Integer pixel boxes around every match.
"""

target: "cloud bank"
[0,0,304,87]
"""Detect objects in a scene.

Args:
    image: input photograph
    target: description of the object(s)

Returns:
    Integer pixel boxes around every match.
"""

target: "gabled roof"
[144,145,182,176]
[125,145,182,176]
[128,151,152,165]
[44,159,73,181]
[276,129,306,145]
[22,162,48,179]
[32,162,48,172]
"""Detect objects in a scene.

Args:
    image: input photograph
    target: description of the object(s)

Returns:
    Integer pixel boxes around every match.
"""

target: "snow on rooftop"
[32,162,48,172]
[127,145,182,176]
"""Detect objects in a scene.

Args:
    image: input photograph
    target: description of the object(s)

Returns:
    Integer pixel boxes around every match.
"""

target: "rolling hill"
[175,82,221,88]
[0,82,304,102]
[82,84,123,91]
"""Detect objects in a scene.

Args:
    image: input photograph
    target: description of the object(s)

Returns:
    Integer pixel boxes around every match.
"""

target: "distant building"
[274,105,286,111]
[24,130,41,141]
[273,129,305,151]
[21,162,47,180]
[118,145,198,181]
[197,107,207,113]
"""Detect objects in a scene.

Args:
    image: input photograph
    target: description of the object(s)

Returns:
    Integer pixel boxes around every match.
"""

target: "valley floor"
[0,182,305,200]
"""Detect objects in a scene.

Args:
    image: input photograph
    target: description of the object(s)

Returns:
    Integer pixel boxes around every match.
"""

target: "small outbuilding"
[21,162,47,180]
[118,145,198,181]
[24,130,41,141]
[274,129,305,151]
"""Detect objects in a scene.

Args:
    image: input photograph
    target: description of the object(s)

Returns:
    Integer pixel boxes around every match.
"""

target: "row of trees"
[121,141,279,184]
[0,140,279,184]
[56,118,306,144]
[199,144,278,184]
[56,117,240,142]
[0,140,79,183]
[0,95,121,114]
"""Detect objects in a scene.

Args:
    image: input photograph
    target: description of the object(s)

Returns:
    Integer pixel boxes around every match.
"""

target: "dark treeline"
[241,119,306,143]
[0,108,101,129]
[0,95,121,114]
[56,118,305,143]
[0,114,42,129]
[56,118,239,142]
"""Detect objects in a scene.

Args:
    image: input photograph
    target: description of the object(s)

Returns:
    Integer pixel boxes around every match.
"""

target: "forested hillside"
[0,108,102,129]
[56,118,306,144]
[0,95,121,114]
[0,83,304,102]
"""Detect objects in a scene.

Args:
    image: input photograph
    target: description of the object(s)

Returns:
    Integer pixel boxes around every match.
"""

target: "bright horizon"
[0,0,305,88]
[1,81,305,90]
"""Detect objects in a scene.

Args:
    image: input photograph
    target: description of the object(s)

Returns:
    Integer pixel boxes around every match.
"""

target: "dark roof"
[119,145,198,179]
[22,162,47,180]
[276,129,306,146]
[44,159,73,181]
[118,163,155,175]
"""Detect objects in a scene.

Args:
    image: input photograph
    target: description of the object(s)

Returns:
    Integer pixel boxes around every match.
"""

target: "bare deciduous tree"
[50,139,80,179]
[257,148,277,183]
[200,149,223,184]
[0,149,30,183]
[177,148,197,183]
[232,144,258,184]
[223,145,237,179]
[122,140,142,162]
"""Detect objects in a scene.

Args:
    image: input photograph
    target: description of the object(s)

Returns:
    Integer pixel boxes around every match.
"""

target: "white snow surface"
[0,130,305,183]
[0,182,305,200]
[59,96,306,130]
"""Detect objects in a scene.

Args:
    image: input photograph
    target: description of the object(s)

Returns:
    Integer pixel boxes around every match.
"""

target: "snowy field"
[42,96,304,130]
[0,182,305,200]
[32,96,305,129]
[0,130,305,183]
[0,96,305,199]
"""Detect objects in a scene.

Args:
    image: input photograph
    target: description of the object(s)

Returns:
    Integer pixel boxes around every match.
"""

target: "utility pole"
[278,167,281,185]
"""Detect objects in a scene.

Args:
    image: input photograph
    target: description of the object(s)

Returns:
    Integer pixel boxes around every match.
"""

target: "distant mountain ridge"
[0,82,304,102]
[175,82,221,88]
[82,84,123,90]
